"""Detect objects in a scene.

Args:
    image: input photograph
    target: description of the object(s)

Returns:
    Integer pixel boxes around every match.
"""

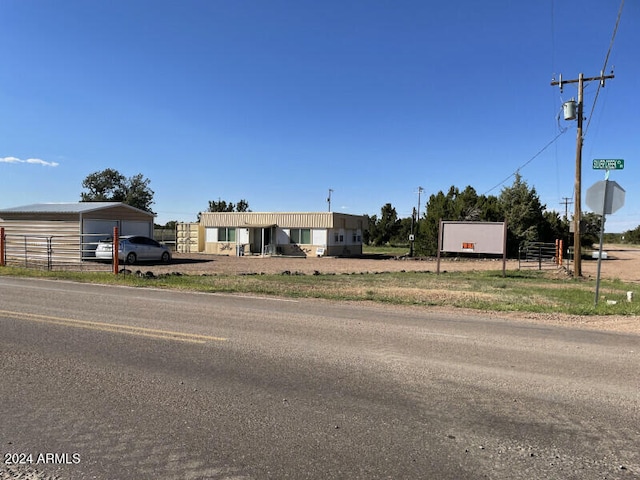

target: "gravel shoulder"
[137,245,640,336]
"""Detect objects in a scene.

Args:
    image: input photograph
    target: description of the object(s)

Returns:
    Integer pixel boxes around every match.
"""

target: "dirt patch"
[144,245,640,283]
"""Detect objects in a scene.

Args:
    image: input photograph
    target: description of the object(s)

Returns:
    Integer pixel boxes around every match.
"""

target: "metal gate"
[0,232,111,272]
[518,241,563,270]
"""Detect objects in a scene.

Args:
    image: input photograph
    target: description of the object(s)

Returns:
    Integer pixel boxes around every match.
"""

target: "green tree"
[369,203,400,246]
[236,199,250,212]
[81,168,155,213]
[390,216,413,246]
[81,168,126,202]
[603,232,624,243]
[417,187,459,256]
[363,214,377,245]
[414,185,502,256]
[477,194,502,222]
[123,173,154,213]
[498,173,546,256]
[452,186,481,220]
[208,200,234,212]
[541,210,570,247]
[155,220,177,230]
[623,224,640,244]
[207,199,250,212]
[419,192,445,256]
[580,212,602,248]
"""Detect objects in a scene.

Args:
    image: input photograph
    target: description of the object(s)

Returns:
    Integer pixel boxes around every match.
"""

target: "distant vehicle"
[95,235,171,265]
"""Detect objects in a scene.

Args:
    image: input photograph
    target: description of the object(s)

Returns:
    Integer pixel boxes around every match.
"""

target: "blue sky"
[1,1,638,231]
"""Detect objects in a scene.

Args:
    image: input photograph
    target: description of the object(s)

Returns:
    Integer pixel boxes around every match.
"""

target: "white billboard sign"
[439,221,507,255]
[437,221,507,276]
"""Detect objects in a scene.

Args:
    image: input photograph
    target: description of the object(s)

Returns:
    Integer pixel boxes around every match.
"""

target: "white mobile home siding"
[196,212,366,257]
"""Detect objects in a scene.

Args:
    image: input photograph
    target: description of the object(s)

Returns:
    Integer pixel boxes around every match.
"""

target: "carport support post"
[0,227,5,266]
[113,227,119,275]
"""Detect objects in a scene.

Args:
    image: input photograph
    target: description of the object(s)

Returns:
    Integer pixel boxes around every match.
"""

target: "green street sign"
[593,159,624,170]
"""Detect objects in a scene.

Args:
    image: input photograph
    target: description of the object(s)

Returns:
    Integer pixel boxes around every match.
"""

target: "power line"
[482,128,568,196]
[585,0,624,135]
[460,3,624,209]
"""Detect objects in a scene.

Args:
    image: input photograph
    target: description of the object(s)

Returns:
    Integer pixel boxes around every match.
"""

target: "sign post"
[586,165,626,306]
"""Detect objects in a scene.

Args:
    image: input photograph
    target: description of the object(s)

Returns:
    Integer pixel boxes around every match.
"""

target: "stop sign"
[586,180,625,214]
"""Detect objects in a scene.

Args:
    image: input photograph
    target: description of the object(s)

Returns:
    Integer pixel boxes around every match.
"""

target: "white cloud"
[0,157,21,163]
[26,158,59,167]
[1,156,59,167]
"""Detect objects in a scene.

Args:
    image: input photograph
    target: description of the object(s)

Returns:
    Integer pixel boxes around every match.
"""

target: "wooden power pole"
[551,71,614,278]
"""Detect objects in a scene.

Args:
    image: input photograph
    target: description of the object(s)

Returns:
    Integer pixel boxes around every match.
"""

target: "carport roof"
[0,202,151,215]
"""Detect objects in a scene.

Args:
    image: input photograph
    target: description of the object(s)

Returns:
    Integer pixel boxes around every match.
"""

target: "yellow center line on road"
[0,309,227,344]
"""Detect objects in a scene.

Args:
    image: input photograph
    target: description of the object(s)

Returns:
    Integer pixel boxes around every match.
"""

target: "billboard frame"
[436,220,508,276]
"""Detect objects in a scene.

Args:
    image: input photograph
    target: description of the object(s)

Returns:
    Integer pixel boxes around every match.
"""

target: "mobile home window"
[290,228,311,244]
[217,227,236,242]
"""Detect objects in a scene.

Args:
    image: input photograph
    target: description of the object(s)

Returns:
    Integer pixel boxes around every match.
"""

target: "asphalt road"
[1,277,638,480]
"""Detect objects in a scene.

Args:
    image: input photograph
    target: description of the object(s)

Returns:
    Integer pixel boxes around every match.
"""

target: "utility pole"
[409,187,424,258]
[415,186,424,241]
[409,207,416,257]
[416,187,424,221]
[560,197,573,220]
[327,189,333,212]
[551,71,614,278]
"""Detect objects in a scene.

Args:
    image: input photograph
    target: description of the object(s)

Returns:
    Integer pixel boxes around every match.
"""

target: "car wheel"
[126,252,137,265]
[161,251,170,263]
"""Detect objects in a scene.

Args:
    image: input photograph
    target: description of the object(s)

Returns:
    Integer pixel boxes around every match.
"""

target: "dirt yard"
[146,244,640,282]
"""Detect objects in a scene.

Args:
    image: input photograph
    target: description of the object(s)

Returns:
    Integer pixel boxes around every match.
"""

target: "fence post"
[0,227,4,266]
[538,246,542,270]
[113,227,119,275]
[558,240,563,265]
[47,236,53,271]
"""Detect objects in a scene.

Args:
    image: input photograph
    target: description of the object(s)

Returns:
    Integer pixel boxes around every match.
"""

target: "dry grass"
[3,245,639,334]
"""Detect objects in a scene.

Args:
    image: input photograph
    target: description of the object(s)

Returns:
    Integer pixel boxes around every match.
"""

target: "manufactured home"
[180,212,366,257]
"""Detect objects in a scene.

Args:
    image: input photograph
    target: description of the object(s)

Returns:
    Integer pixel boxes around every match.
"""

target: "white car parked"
[95,235,171,265]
